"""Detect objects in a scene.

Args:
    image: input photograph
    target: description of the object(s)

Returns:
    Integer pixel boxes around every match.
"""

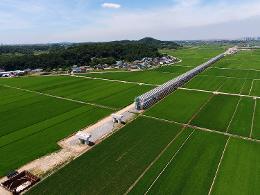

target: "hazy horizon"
[1,0,260,44]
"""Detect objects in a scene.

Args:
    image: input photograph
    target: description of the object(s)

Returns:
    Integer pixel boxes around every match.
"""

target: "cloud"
[101,3,121,9]
[174,0,201,7]
[1,0,260,43]
[53,0,260,42]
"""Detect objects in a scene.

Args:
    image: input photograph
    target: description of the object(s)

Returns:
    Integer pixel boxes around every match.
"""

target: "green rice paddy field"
[28,48,259,195]
[81,70,179,85]
[184,50,260,96]
[82,46,225,85]
[0,76,151,176]
[160,46,226,67]
[83,49,260,97]
[28,113,260,195]
[0,76,152,108]
[29,117,232,195]
[1,47,260,194]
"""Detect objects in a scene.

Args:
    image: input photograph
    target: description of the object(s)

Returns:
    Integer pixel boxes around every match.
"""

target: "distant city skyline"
[1,0,260,44]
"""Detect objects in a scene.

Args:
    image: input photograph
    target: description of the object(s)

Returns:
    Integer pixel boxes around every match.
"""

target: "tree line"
[0,44,63,55]
[0,43,160,71]
[0,38,180,71]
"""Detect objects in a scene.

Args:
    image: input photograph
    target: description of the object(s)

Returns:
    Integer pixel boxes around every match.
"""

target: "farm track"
[249,80,255,95]
[0,103,138,190]
[207,137,230,195]
[123,127,188,195]
[143,130,195,195]
[226,97,242,132]
[180,87,260,99]
[175,64,260,72]
[125,89,215,194]
[2,48,260,194]
[142,114,260,144]
[0,84,117,111]
[69,74,260,100]
[250,99,257,138]
[69,74,158,87]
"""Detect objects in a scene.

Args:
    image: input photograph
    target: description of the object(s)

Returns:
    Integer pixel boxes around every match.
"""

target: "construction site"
[0,46,259,195]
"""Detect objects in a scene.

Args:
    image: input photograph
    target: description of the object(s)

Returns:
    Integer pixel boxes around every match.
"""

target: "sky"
[0,0,260,44]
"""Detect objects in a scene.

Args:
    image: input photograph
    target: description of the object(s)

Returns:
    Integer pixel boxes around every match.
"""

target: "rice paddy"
[1,47,259,195]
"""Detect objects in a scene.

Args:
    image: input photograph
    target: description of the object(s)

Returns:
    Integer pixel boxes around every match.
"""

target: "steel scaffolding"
[135,53,225,110]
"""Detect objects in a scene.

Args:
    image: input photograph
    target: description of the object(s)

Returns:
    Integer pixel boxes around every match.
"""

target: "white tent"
[76,131,91,145]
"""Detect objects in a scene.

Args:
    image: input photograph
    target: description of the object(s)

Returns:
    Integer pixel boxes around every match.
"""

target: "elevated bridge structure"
[135,51,230,110]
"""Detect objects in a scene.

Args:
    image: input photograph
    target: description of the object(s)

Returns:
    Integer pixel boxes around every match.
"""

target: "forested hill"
[0,38,180,71]
[137,37,180,49]
[112,37,180,49]
[0,44,64,55]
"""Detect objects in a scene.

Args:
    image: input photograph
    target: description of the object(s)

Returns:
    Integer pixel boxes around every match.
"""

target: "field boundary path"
[250,98,257,138]
[125,91,215,194]
[143,114,260,143]
[0,84,117,110]
[144,130,195,195]
[226,97,242,132]
[208,137,230,195]
[1,48,254,194]
[180,87,260,99]
[176,64,260,72]
[66,72,260,100]
[124,127,187,195]
[0,103,141,194]
[68,74,158,87]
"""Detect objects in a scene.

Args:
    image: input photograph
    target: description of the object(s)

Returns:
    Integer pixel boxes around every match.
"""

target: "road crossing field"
[0,86,112,176]
[81,70,179,85]
[0,75,151,176]
[145,89,211,123]
[145,89,259,140]
[2,47,259,194]
[183,50,260,97]
[81,46,226,86]
[81,50,260,97]
[184,75,225,91]
[184,74,254,95]
[27,116,233,195]
[131,130,228,195]
[0,75,152,108]
[252,100,260,139]
[250,80,260,97]
[27,113,260,195]
[218,78,246,94]
[228,97,255,137]
[27,117,183,195]
[191,95,240,132]
[213,49,260,70]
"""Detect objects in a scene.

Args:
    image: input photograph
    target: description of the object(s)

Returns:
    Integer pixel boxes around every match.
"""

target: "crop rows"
[0,75,151,176]
[0,86,112,176]
[27,117,183,194]
[0,75,152,108]
[26,48,260,194]
[27,114,260,195]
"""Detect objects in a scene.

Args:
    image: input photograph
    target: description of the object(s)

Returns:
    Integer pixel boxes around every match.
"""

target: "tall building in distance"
[243,37,256,41]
